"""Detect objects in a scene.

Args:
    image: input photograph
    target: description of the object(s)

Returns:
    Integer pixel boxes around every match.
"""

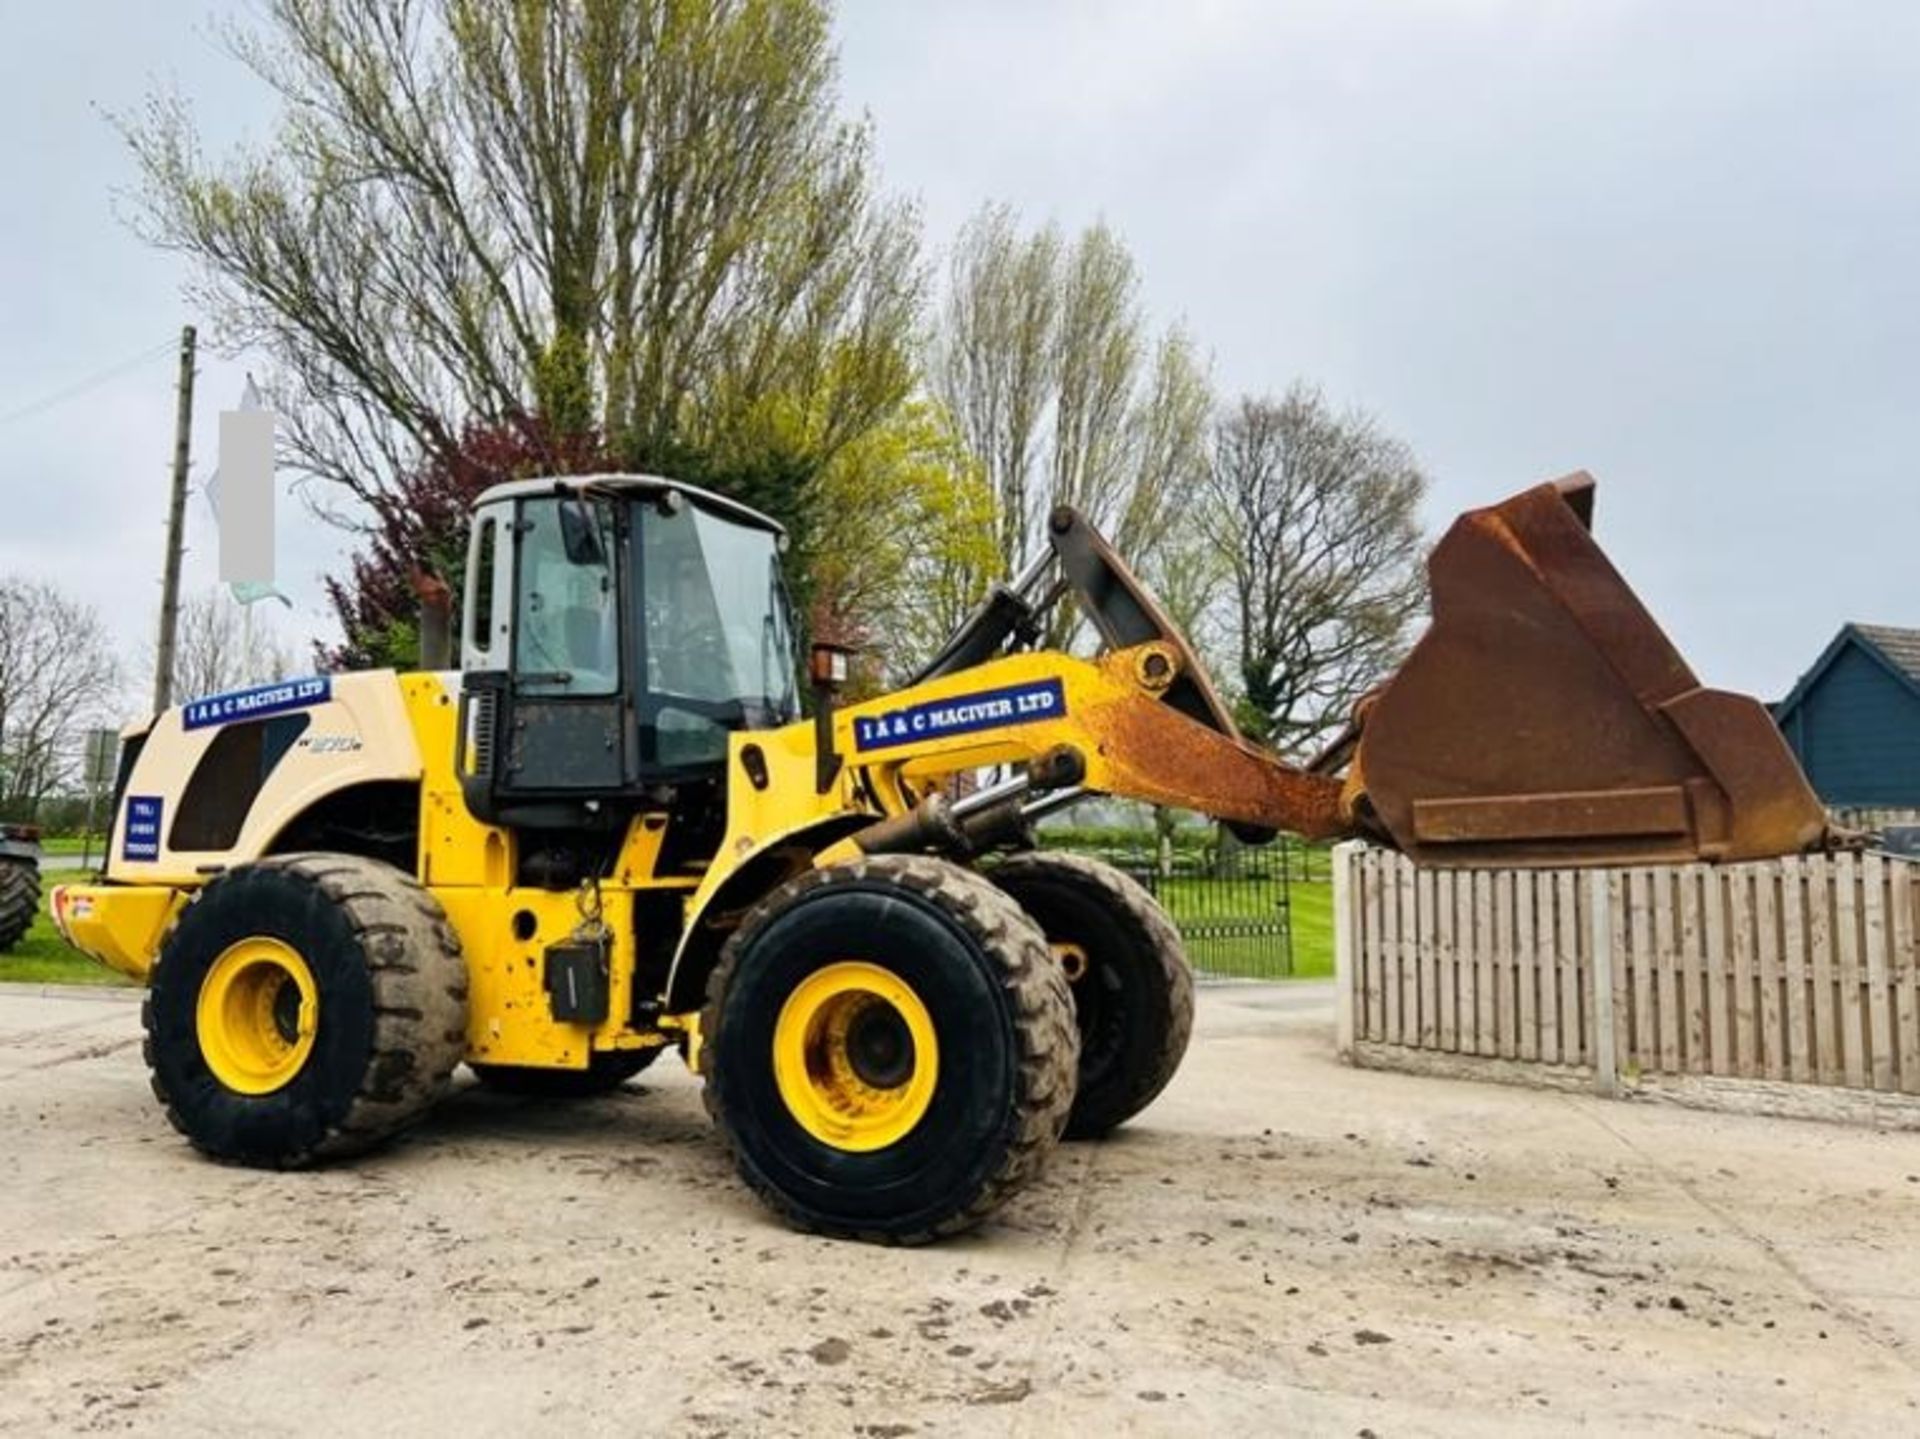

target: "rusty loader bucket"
[1337,473,1828,867]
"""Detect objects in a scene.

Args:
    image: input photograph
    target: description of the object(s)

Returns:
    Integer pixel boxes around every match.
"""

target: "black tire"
[702,854,1077,1244]
[0,858,37,953]
[143,853,468,1167]
[989,851,1194,1139]
[470,1047,661,1097]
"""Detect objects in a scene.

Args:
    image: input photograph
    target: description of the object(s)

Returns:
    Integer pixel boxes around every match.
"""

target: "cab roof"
[471,473,785,538]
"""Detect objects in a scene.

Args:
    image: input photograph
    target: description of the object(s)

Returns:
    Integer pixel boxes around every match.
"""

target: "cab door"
[459,494,632,824]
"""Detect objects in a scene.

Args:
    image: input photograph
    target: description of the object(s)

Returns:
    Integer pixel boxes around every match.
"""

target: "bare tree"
[1202,385,1427,755]
[933,206,1212,592]
[169,590,295,702]
[0,580,122,819]
[120,0,922,541]
[935,209,1059,568]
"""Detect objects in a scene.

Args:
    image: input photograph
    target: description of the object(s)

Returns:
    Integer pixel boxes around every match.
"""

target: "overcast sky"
[3,1,1917,711]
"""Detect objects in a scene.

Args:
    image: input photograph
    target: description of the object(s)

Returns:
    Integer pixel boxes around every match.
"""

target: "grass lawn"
[0,892,132,988]
[1287,879,1332,976]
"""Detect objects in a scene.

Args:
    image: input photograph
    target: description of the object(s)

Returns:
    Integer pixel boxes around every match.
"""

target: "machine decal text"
[298,734,364,754]
[183,677,331,731]
[852,679,1066,752]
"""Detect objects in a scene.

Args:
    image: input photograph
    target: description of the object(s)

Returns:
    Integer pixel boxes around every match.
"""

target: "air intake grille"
[470,689,498,777]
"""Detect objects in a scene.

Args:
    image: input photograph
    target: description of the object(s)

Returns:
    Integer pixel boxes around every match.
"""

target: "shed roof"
[1773,623,1920,723]
[1853,625,1920,686]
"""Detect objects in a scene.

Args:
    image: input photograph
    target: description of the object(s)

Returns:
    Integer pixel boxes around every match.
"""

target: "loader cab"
[456,475,800,833]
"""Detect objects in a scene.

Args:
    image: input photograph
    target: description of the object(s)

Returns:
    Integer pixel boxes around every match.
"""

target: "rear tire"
[470,1047,661,1097]
[702,854,1077,1244]
[0,859,38,953]
[989,852,1194,1139]
[143,853,468,1167]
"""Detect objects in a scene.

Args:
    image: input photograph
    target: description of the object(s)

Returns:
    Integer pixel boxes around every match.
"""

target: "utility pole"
[153,324,197,713]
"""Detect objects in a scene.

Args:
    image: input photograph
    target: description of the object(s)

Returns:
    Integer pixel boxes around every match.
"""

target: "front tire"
[144,854,468,1167]
[702,854,1077,1243]
[989,852,1194,1139]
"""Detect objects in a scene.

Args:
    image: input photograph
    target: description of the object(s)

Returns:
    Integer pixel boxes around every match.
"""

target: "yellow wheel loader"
[51,471,1828,1241]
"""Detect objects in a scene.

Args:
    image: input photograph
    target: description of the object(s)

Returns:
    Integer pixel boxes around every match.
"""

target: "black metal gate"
[1041,830,1299,979]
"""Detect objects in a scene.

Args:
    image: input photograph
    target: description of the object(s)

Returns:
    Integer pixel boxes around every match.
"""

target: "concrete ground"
[3,981,1917,1437]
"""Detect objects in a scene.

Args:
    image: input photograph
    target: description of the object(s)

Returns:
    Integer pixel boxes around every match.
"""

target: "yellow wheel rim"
[196,937,319,1095]
[772,961,938,1152]
[1053,941,1090,983]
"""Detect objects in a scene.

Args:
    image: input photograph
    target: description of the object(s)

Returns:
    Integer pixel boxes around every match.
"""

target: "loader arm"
[832,474,1829,869]
[835,644,1352,844]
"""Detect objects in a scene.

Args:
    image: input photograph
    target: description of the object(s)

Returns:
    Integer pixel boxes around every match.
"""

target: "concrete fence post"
[1333,841,1359,1058]
[1587,868,1619,1096]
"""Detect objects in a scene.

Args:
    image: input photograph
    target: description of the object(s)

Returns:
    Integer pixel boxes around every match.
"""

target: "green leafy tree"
[122,0,922,572]
[806,397,998,685]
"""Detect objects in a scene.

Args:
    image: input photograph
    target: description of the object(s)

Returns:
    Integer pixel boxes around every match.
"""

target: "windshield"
[640,502,798,767]
[513,498,619,696]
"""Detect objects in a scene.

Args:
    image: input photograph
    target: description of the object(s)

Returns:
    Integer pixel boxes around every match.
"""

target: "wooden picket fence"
[1332,843,1920,1111]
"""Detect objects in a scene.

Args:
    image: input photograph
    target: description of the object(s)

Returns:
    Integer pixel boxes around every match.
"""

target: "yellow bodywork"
[50,885,184,981]
[93,671,424,886]
[54,637,1277,1074]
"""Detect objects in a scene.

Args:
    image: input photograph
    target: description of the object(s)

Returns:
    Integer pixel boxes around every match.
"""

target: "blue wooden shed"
[1771,624,1920,810]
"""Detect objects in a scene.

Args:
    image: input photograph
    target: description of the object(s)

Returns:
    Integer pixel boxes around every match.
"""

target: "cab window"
[468,517,496,655]
[512,499,619,696]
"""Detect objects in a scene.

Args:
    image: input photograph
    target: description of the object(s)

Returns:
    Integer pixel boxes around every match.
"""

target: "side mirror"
[557,497,605,566]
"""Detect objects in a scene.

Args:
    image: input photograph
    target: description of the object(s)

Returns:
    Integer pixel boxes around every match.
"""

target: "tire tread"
[702,853,1077,1244]
[145,852,468,1167]
[990,850,1195,1138]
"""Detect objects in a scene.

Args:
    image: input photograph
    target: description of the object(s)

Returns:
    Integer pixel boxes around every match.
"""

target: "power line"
[0,337,181,428]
